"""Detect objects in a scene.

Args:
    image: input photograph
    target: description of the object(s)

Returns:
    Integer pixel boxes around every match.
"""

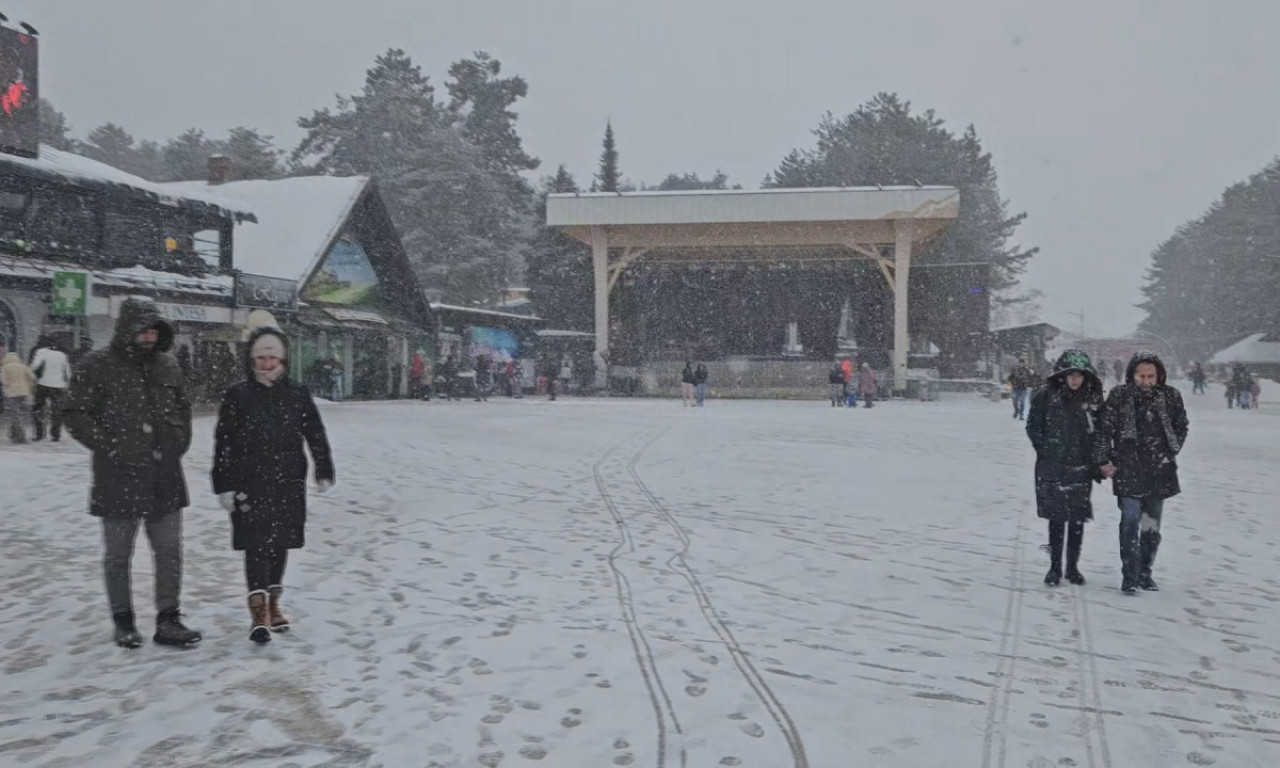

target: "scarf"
[1117,384,1182,454]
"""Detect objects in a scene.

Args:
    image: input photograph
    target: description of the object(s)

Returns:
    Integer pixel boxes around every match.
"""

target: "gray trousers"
[101,513,183,616]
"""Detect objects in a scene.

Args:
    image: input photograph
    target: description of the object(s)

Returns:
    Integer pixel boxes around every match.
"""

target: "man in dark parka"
[62,297,202,648]
[213,326,334,642]
[1026,350,1104,586]
[1095,352,1189,594]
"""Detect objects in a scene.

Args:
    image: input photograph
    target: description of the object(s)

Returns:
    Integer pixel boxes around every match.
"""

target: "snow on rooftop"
[1209,333,1280,365]
[546,185,960,227]
[0,145,251,217]
[162,176,368,282]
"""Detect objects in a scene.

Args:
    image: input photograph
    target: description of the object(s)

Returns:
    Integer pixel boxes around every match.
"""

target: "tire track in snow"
[1076,584,1114,768]
[627,426,810,768]
[982,508,1028,768]
[593,429,685,768]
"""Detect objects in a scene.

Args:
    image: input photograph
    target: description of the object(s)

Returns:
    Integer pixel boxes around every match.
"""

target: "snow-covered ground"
[1,384,1279,767]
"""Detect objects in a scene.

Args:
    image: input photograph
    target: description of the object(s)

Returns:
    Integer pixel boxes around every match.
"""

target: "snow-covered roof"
[161,176,369,282]
[0,255,231,297]
[535,329,593,338]
[0,145,254,221]
[430,302,543,323]
[547,186,960,227]
[1210,333,1280,364]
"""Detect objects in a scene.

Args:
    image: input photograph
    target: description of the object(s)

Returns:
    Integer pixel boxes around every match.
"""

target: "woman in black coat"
[1025,349,1104,587]
[213,327,335,643]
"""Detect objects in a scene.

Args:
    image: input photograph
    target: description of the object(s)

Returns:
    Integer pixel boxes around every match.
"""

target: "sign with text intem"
[234,272,298,312]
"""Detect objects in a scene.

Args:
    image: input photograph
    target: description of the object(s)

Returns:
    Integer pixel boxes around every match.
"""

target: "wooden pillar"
[893,220,913,394]
[591,226,609,358]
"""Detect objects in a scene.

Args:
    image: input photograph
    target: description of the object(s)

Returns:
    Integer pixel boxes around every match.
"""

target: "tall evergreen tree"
[38,98,78,152]
[161,128,221,181]
[224,127,284,180]
[1139,159,1280,352]
[446,51,540,177]
[81,123,163,179]
[527,166,593,329]
[294,49,533,303]
[654,170,731,191]
[768,93,1035,293]
[593,121,620,192]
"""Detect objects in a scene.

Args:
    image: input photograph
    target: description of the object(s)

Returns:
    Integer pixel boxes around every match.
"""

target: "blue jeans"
[331,374,344,402]
[695,383,707,406]
[1012,388,1030,418]
[1117,496,1163,582]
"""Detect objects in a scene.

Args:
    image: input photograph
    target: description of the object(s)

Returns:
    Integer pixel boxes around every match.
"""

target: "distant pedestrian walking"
[694,363,709,407]
[213,327,335,643]
[1026,350,1104,587]
[1,351,35,444]
[681,362,696,406]
[1007,362,1037,420]
[858,363,877,408]
[1095,352,1189,595]
[29,336,72,442]
[828,362,846,407]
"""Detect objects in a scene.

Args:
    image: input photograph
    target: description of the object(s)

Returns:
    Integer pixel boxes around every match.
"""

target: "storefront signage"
[50,271,88,315]
[234,272,298,312]
[109,296,232,324]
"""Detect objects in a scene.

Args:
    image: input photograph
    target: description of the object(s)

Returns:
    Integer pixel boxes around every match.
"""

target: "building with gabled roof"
[161,172,433,400]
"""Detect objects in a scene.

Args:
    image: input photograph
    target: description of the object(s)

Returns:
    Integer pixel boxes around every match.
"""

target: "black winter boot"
[1139,531,1161,591]
[153,608,202,646]
[1044,520,1064,586]
[112,611,143,649]
[1065,521,1086,585]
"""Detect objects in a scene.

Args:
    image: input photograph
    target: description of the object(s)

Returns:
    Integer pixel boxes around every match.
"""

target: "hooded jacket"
[30,344,72,389]
[213,327,334,551]
[2,352,35,401]
[1026,350,1104,521]
[62,297,192,518]
[1094,351,1189,499]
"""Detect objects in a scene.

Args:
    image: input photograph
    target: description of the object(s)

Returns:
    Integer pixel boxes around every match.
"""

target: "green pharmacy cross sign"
[50,271,88,315]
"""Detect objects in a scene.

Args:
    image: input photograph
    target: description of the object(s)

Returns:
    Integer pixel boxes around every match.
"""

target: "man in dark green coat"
[62,297,202,648]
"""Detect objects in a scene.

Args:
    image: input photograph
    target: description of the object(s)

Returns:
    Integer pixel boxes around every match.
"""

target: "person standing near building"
[828,361,846,407]
[410,350,426,400]
[214,326,335,643]
[858,363,878,408]
[681,361,696,406]
[30,337,72,442]
[2,351,35,444]
[694,363,709,407]
[1026,350,1104,586]
[1189,362,1207,395]
[1007,361,1036,420]
[61,297,202,648]
[1095,352,1189,594]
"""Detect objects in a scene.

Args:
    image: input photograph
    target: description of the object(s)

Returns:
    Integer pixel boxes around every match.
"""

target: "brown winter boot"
[267,585,290,632]
[247,590,271,643]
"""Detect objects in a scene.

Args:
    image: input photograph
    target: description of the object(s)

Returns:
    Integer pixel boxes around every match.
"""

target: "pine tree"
[527,166,593,329]
[161,128,221,181]
[81,123,163,179]
[593,122,620,192]
[38,98,78,152]
[294,49,533,304]
[225,127,284,180]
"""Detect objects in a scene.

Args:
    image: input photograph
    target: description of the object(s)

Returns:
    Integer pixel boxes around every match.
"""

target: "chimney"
[207,154,232,185]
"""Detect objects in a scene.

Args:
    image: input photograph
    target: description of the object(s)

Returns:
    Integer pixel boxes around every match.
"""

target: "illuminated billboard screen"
[0,25,38,159]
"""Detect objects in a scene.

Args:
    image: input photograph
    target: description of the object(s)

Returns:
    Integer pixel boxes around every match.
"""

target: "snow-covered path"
[1,387,1279,767]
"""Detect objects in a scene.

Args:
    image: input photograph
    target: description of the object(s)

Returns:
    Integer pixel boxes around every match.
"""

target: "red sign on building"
[0,25,38,159]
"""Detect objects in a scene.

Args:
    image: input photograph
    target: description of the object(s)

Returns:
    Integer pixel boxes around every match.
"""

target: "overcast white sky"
[7,0,1280,335]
